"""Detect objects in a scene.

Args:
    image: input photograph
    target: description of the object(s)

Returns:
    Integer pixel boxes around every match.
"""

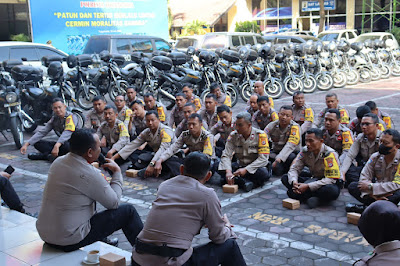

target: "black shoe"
[28,153,48,160]
[137,169,145,178]
[306,197,320,209]
[235,177,254,192]
[345,203,366,214]
[47,154,56,163]
[101,237,119,247]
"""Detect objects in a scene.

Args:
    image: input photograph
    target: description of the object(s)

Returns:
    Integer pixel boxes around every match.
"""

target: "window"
[115,39,131,54]
[232,36,240,46]
[348,31,356,39]
[131,39,153,52]
[0,47,9,61]
[276,38,288,44]
[291,38,302,43]
[175,38,195,48]
[201,35,227,49]
[256,36,266,44]
[154,39,171,51]
[243,36,255,45]
[83,38,109,54]
[37,48,64,58]
[10,47,39,61]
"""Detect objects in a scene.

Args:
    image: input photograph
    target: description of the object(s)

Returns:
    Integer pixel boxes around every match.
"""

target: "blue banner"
[28,0,169,55]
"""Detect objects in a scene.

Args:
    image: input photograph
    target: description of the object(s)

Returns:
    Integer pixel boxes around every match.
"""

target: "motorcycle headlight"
[6,92,17,103]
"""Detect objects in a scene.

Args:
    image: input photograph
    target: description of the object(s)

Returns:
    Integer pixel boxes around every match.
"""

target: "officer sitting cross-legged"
[281,128,343,208]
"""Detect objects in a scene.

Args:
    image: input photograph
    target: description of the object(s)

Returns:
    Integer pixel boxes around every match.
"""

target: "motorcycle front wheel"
[316,73,334,91]
[370,67,381,81]
[302,75,317,93]
[283,76,303,96]
[359,68,372,83]
[21,104,37,132]
[346,69,360,85]
[225,84,239,107]
[264,79,284,99]
[109,80,129,102]
[10,116,24,149]
[392,64,400,77]
[333,71,347,88]
[239,82,252,102]
[76,87,100,110]
[379,65,391,79]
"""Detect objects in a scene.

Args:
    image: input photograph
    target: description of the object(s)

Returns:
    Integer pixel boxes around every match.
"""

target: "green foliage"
[390,27,400,45]
[183,20,209,35]
[235,21,260,33]
[10,33,31,42]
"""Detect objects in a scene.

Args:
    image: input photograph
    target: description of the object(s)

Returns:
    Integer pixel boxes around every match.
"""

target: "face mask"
[379,144,393,155]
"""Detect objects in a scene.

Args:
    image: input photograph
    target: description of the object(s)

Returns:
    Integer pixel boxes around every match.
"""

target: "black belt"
[135,239,186,257]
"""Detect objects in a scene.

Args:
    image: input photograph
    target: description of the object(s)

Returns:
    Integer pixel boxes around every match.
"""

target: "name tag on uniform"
[324,153,340,179]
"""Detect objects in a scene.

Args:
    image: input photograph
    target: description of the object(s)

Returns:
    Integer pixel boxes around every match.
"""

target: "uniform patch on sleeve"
[161,128,172,143]
[258,133,270,154]
[224,95,232,107]
[65,115,76,131]
[288,125,300,145]
[383,116,392,129]
[305,108,314,122]
[269,97,274,109]
[203,137,213,156]
[342,131,353,150]
[271,112,278,121]
[194,98,202,111]
[157,106,166,122]
[324,153,340,179]
[339,109,350,124]
[125,108,133,121]
[377,123,385,131]
[393,163,400,184]
[118,123,129,137]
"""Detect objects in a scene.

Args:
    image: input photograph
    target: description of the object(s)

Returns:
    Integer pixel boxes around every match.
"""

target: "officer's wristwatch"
[149,161,155,167]
[368,183,373,191]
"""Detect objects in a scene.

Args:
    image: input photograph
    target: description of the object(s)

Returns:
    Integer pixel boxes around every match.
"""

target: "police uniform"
[84,109,105,131]
[27,111,80,157]
[145,101,169,125]
[292,104,314,134]
[348,117,386,136]
[282,144,342,202]
[117,105,133,129]
[127,97,143,109]
[251,108,278,130]
[265,120,301,176]
[246,106,257,117]
[174,118,187,138]
[159,129,215,176]
[131,115,147,136]
[246,96,274,109]
[218,127,270,189]
[216,93,231,107]
[316,105,350,128]
[97,119,130,159]
[348,150,400,206]
[378,109,394,129]
[210,120,236,157]
[197,107,219,130]
[188,95,202,111]
[168,105,185,129]
[341,130,382,184]
[322,124,354,164]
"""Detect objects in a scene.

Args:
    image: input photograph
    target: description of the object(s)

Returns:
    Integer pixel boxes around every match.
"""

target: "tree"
[318,0,325,33]
[235,21,260,33]
[183,20,209,35]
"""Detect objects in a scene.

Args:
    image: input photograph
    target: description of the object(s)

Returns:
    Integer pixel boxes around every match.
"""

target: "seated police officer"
[219,112,270,192]
[20,98,81,162]
[246,94,259,117]
[84,96,106,131]
[281,128,343,208]
[130,100,147,137]
[349,105,385,136]
[197,94,219,129]
[341,113,382,187]
[210,82,231,107]
[251,96,278,130]
[210,104,235,158]
[126,86,142,108]
[114,95,132,130]
[316,93,350,128]
[366,100,394,129]
[292,91,314,142]
[182,83,202,111]
[175,103,196,138]
[112,111,175,178]
[252,80,274,109]
[155,113,215,177]
[266,105,301,176]
[347,129,400,213]
[144,93,169,125]
[168,92,187,129]
[132,152,246,266]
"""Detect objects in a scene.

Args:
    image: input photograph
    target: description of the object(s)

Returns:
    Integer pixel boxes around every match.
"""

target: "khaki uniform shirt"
[118,124,175,162]
[341,131,382,174]
[127,96,143,108]
[175,118,188,138]
[131,175,235,266]
[316,105,350,128]
[359,150,400,197]
[28,111,80,145]
[322,124,354,163]
[145,101,169,125]
[246,106,257,117]
[132,115,147,135]
[265,120,301,162]
[378,109,394,129]
[84,109,104,131]
[188,95,202,111]
[219,127,270,174]
[349,117,386,136]
[216,93,231,107]
[197,108,218,130]
[210,120,235,142]
[292,104,314,133]
[160,129,215,162]
[251,108,279,130]
[97,119,130,152]
[288,144,343,191]
[117,105,133,129]
[355,240,400,266]
[168,105,185,129]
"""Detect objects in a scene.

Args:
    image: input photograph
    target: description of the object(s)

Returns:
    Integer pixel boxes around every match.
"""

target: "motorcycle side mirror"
[21,57,27,61]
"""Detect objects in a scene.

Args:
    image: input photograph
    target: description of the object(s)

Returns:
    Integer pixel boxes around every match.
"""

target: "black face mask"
[379,144,393,155]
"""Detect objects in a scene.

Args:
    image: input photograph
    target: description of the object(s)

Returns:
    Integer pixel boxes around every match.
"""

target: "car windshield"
[201,35,226,49]
[355,35,381,42]
[83,38,109,54]
[176,38,197,48]
[318,33,339,41]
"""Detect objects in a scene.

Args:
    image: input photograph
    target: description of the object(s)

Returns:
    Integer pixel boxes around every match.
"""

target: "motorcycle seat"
[28,87,45,99]
[165,72,185,82]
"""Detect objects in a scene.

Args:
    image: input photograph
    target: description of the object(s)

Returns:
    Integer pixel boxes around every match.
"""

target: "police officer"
[112,111,175,178]
[168,92,187,129]
[347,129,400,211]
[143,93,169,125]
[252,81,274,109]
[366,100,394,129]
[210,83,231,107]
[210,105,235,157]
[96,106,129,162]
[252,96,278,130]
[20,98,81,161]
[265,105,301,176]
[281,128,343,208]
[182,83,202,111]
[218,112,270,192]
[130,100,147,136]
[126,86,142,108]
[246,94,259,117]
[197,94,219,129]
[316,93,350,128]
[342,113,382,186]
[292,91,314,135]
[155,113,215,177]
[322,109,354,164]
[114,95,132,130]
[349,105,385,136]
[175,103,196,137]
[84,96,106,131]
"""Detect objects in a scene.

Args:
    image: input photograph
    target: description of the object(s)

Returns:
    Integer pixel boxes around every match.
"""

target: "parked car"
[174,35,204,51]
[82,35,172,61]
[262,34,319,45]
[200,32,265,50]
[354,32,399,49]
[317,30,358,43]
[0,41,69,73]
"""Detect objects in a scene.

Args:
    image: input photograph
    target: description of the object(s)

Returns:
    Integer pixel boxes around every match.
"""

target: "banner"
[28,0,169,55]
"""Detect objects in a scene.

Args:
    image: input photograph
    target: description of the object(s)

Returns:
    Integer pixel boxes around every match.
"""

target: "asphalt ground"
[2,77,400,265]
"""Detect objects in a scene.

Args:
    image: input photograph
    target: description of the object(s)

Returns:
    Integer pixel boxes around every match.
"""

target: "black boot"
[101,237,119,247]
[235,177,254,192]
[28,153,48,160]
[345,203,366,214]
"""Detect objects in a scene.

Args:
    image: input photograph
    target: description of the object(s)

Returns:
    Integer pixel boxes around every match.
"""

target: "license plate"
[4,102,20,107]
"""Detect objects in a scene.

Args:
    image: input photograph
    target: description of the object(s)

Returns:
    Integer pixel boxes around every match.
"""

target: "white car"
[318,30,358,44]
[354,32,399,49]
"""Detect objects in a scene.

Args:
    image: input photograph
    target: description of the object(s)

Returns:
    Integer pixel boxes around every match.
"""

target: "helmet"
[199,51,212,65]
[294,44,305,57]
[351,42,363,52]
[258,44,272,59]
[275,53,285,63]
[328,41,336,52]
[47,61,63,79]
[187,46,195,56]
[239,46,250,61]
[66,55,77,68]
